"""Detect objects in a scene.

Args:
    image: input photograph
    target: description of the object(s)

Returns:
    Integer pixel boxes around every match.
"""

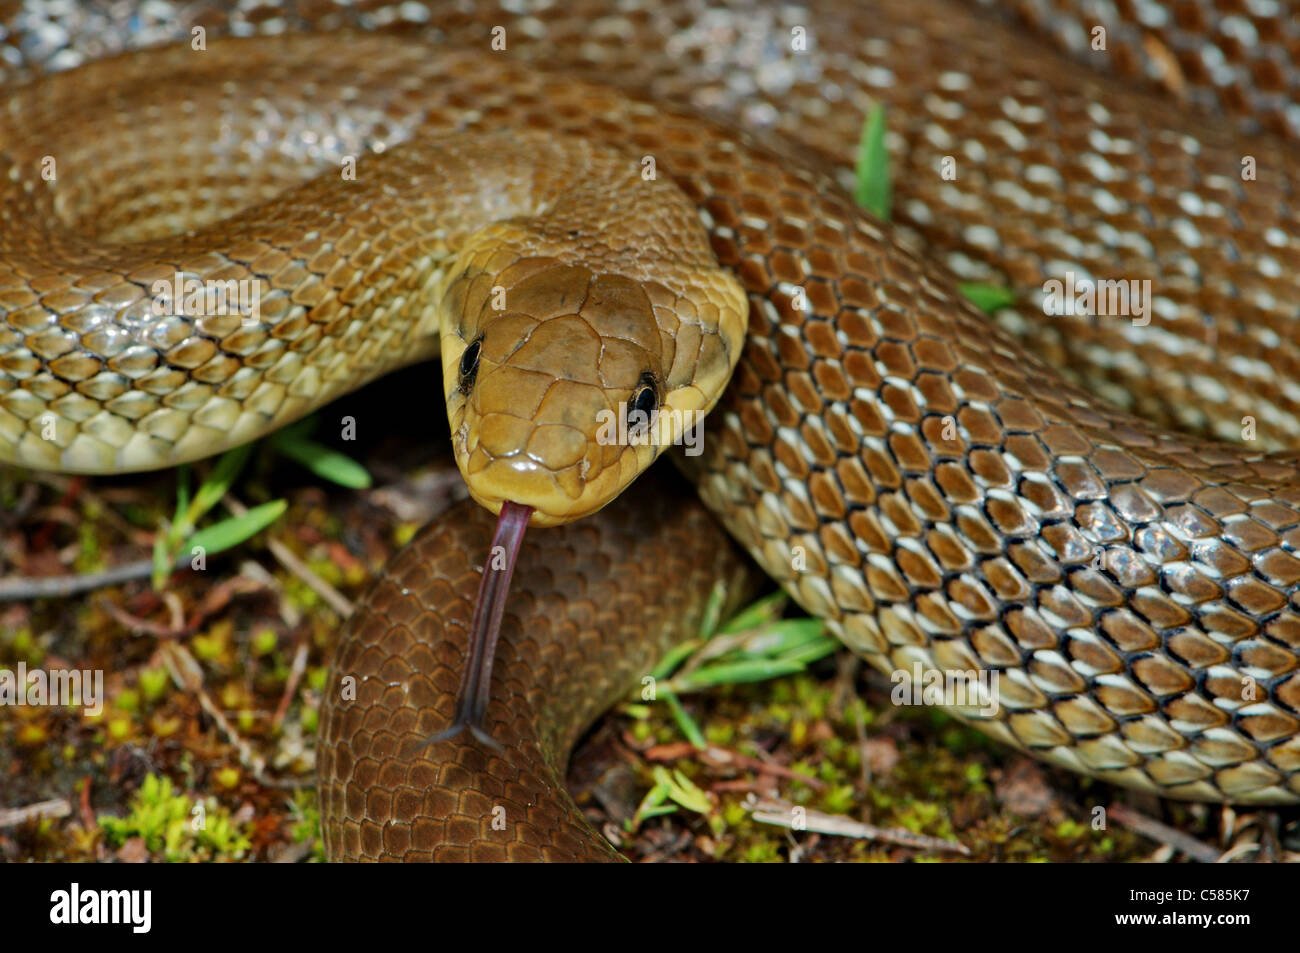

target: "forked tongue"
[425,501,533,750]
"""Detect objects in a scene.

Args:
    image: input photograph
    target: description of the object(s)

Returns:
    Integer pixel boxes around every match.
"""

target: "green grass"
[854,107,1016,315]
[629,590,838,750]
[854,104,892,221]
[150,414,370,589]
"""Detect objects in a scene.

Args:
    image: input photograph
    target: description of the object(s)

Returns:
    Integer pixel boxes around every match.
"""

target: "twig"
[5,483,356,621]
[1215,842,1262,863]
[0,798,71,828]
[0,559,158,602]
[748,796,971,856]
[1108,802,1222,863]
[78,777,95,830]
[641,740,827,790]
[266,535,353,617]
[226,497,353,618]
[271,639,310,731]
[158,642,307,791]
[99,592,186,638]
[710,746,828,790]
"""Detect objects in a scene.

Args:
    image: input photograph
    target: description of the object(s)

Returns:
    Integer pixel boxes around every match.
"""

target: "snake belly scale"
[2,1,1300,862]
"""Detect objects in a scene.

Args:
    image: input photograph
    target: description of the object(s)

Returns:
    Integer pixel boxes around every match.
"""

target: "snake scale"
[3,1,1300,861]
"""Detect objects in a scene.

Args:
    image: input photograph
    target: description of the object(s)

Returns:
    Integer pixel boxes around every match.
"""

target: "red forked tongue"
[425,501,533,749]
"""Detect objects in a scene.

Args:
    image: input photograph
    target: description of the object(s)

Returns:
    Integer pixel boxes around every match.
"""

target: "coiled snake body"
[3,1,1300,860]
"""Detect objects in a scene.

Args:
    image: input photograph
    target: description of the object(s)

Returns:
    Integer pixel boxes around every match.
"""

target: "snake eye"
[458,337,482,394]
[627,372,659,433]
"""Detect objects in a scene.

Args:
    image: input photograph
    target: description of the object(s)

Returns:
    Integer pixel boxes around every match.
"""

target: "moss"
[250,627,279,657]
[213,767,241,790]
[5,411,1273,864]
[191,619,233,664]
[139,667,170,704]
[584,661,1173,862]
[98,774,252,862]
[289,789,325,863]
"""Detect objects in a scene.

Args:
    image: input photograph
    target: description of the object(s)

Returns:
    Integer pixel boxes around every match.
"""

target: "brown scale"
[317,476,759,861]
[7,0,1300,446]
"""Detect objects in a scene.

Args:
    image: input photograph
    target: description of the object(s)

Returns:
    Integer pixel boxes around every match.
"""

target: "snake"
[3,0,1300,862]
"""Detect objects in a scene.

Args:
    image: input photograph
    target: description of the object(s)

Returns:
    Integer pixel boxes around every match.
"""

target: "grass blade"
[650,640,704,681]
[188,443,254,524]
[695,579,729,640]
[271,432,372,489]
[173,465,191,528]
[855,104,891,221]
[779,636,839,667]
[672,658,808,691]
[958,281,1017,314]
[717,591,788,635]
[151,526,173,590]
[184,500,287,558]
[655,766,712,814]
[663,691,707,750]
[734,618,828,657]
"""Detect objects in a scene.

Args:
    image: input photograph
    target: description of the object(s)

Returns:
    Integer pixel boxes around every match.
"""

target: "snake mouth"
[423,500,533,750]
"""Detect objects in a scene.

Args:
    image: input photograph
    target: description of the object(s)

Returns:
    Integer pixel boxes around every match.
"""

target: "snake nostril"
[458,337,483,394]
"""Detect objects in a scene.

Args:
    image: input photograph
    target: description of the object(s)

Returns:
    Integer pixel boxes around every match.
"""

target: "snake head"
[429,140,746,747]
[433,248,745,742]
[440,222,748,527]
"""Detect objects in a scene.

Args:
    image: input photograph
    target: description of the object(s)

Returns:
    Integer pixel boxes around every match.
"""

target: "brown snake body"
[3,1,1300,861]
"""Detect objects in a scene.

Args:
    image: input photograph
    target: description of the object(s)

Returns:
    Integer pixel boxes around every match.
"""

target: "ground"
[1,366,1296,863]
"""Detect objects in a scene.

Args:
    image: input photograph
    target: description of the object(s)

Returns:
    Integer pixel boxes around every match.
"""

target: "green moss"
[139,667,170,704]
[289,790,325,862]
[98,774,252,862]
[306,666,328,692]
[250,627,279,657]
[115,688,140,713]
